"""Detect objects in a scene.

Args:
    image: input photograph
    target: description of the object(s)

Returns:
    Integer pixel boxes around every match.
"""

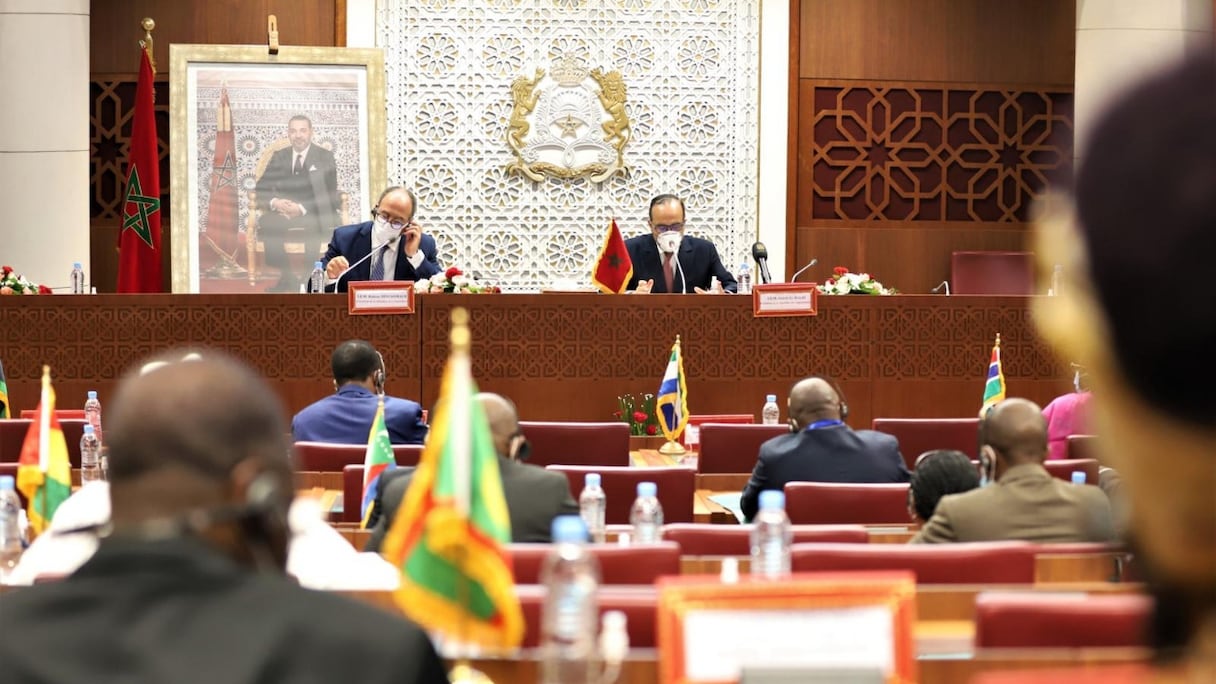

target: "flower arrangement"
[1,266,51,295]
[818,266,897,295]
[414,266,501,294]
[615,393,659,436]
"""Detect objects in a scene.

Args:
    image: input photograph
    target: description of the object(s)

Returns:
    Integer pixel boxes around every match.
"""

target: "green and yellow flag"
[17,366,72,537]
[0,358,10,419]
[381,308,523,651]
[981,333,1006,414]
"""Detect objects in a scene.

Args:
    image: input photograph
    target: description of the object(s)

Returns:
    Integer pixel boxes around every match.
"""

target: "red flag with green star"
[591,217,633,294]
[117,46,163,293]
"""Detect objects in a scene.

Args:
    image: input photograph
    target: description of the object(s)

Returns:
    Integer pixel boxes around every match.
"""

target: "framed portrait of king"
[169,45,386,293]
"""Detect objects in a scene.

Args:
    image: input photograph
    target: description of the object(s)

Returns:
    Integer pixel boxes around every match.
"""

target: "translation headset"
[509,431,531,462]
[976,412,998,484]
[787,375,850,431]
[373,350,386,395]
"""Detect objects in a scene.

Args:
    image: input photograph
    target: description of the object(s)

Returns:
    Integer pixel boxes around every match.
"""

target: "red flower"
[632,411,648,423]
[612,410,623,419]
[37,285,52,294]
[1,266,11,275]
[491,286,502,294]
[445,266,463,279]
[645,424,658,435]
[833,266,847,275]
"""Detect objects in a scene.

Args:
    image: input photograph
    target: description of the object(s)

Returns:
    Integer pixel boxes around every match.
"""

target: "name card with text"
[752,283,818,318]
[347,281,416,315]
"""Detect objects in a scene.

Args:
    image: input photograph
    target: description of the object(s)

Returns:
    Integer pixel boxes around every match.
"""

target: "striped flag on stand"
[359,398,396,528]
[981,334,1006,414]
[656,335,690,443]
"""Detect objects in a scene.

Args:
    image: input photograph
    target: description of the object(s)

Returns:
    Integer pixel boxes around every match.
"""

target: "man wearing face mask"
[624,194,737,294]
[321,186,442,292]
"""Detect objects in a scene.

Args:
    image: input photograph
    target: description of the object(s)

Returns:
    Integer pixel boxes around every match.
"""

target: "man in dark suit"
[625,194,737,294]
[0,351,448,684]
[255,114,342,292]
[740,376,909,521]
[366,392,577,550]
[292,340,428,445]
[911,398,1114,544]
[323,186,442,292]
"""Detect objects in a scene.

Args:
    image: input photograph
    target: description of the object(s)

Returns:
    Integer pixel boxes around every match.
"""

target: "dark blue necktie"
[369,244,390,280]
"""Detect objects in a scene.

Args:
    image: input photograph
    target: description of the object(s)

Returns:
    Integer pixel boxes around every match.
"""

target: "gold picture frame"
[169,44,386,293]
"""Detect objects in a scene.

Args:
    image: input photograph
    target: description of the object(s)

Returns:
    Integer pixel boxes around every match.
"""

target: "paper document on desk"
[709,492,746,523]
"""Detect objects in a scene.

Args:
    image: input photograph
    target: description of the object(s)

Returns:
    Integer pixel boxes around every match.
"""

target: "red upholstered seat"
[342,464,364,523]
[0,419,86,468]
[546,465,695,524]
[683,414,754,449]
[1066,434,1100,462]
[951,251,1035,295]
[974,593,1151,648]
[293,441,423,471]
[697,424,788,474]
[790,541,1038,584]
[20,409,87,420]
[516,585,658,648]
[784,482,911,525]
[508,542,681,585]
[661,523,869,556]
[519,421,630,468]
[1043,458,1100,485]
[870,417,979,470]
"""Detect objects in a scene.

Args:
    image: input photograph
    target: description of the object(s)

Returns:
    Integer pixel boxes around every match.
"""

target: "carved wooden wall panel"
[90,79,171,221]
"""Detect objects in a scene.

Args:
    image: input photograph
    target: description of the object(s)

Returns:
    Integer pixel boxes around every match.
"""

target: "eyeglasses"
[373,211,409,231]
[654,222,684,234]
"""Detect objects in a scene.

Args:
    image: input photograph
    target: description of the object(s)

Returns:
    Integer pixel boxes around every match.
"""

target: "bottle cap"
[637,481,657,498]
[551,515,588,543]
[766,394,777,403]
[1071,471,1086,485]
[88,390,98,400]
[73,262,82,269]
[759,490,785,511]
[314,261,323,268]
[83,425,95,434]
[584,473,601,488]
[0,475,13,490]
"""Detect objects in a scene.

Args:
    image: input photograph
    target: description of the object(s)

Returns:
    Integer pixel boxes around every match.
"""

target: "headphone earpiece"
[511,434,531,461]
[373,351,387,394]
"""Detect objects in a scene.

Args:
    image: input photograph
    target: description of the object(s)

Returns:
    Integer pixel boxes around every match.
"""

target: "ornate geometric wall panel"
[90,79,171,220]
[809,83,1073,223]
[378,0,761,291]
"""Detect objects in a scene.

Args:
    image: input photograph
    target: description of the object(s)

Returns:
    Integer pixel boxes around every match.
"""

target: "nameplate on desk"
[752,283,818,318]
[347,281,415,315]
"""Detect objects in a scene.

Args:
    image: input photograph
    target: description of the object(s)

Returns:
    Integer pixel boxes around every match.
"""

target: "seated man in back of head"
[366,392,577,550]
[0,351,448,684]
[739,376,909,521]
[911,397,1114,544]
[292,339,427,445]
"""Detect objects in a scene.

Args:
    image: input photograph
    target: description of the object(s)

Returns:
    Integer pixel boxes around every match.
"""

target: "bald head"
[475,392,519,458]
[788,377,843,427]
[982,398,1048,466]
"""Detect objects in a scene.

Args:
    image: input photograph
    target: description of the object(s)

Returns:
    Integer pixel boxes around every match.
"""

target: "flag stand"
[658,439,686,455]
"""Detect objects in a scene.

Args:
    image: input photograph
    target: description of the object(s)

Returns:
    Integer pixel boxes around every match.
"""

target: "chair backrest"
[519,421,630,468]
[545,465,696,524]
[974,593,1151,648]
[508,542,681,585]
[661,523,869,556]
[951,251,1035,295]
[294,442,424,471]
[784,482,911,525]
[342,465,364,523]
[790,541,1038,584]
[516,585,658,648]
[0,462,26,510]
[1066,434,1099,461]
[697,424,788,474]
[0,419,86,467]
[1042,458,1100,485]
[870,417,979,470]
[20,409,87,420]
[683,414,754,449]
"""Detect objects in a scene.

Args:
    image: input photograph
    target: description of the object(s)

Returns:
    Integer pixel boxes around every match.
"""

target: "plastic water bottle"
[737,263,752,294]
[762,394,780,425]
[84,390,102,444]
[579,473,607,543]
[70,262,85,294]
[0,476,23,581]
[80,425,102,485]
[629,481,663,543]
[540,515,601,684]
[1071,471,1087,485]
[750,490,792,577]
[309,261,326,294]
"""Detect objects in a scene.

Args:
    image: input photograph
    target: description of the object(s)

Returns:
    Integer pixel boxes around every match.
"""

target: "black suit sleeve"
[706,243,738,293]
[740,452,771,522]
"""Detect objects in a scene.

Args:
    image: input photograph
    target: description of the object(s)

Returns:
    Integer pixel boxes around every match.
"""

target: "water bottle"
[762,394,780,425]
[737,263,752,294]
[70,262,85,294]
[628,481,663,543]
[540,515,601,684]
[1071,471,1087,485]
[84,390,103,444]
[579,473,607,543]
[750,490,792,577]
[309,261,326,294]
[80,424,102,485]
[0,476,23,582]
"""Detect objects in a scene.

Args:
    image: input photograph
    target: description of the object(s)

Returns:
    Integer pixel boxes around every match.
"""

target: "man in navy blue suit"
[625,194,737,294]
[292,340,428,445]
[322,186,442,292]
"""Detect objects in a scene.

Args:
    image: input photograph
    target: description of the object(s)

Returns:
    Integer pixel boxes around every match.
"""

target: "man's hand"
[631,279,654,294]
[694,280,726,295]
[325,256,349,279]
[273,198,304,219]
[402,221,423,257]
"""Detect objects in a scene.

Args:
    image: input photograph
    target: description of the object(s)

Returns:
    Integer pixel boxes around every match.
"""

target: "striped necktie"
[370,244,390,280]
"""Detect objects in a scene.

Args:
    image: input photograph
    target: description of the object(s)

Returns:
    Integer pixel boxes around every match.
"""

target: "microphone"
[931,280,951,296]
[332,233,401,289]
[790,258,818,282]
[751,242,772,284]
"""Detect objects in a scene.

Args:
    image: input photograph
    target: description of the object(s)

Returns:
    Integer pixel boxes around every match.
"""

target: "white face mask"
[372,216,401,245]
[656,231,683,254]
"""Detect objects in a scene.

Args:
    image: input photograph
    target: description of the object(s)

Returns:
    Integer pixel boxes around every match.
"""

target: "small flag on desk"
[591,218,634,294]
[981,333,1006,414]
[360,398,396,528]
[656,336,690,442]
[0,358,9,419]
[17,366,72,537]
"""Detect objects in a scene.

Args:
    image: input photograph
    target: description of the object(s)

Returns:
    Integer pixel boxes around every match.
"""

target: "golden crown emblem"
[550,55,589,86]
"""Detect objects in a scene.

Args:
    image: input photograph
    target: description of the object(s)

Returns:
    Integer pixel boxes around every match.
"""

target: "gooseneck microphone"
[791,258,818,282]
[751,242,772,284]
[332,233,401,290]
[931,280,951,296]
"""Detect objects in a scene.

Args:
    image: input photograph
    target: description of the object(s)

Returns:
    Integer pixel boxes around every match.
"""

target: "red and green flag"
[0,358,9,419]
[117,45,163,293]
[981,333,1006,413]
[17,366,72,537]
[360,398,396,528]
[381,309,523,651]
[591,217,634,294]
[203,84,240,260]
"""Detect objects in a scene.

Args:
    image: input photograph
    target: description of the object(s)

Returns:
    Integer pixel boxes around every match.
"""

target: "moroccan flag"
[16,366,72,537]
[981,333,1006,413]
[656,336,689,442]
[0,358,9,419]
[360,398,396,528]
[591,218,633,293]
[382,308,523,650]
[117,46,163,293]
[203,85,240,256]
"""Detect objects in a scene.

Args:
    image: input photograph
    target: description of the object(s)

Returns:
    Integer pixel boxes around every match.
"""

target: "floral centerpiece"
[615,393,659,436]
[818,266,898,295]
[414,267,501,294]
[1,266,51,295]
